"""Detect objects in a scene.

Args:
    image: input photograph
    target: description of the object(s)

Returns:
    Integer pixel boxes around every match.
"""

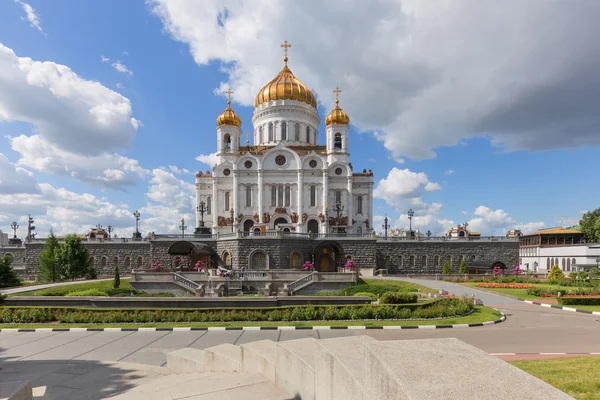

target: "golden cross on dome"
[333,87,342,105]
[281,40,292,63]
[225,87,233,106]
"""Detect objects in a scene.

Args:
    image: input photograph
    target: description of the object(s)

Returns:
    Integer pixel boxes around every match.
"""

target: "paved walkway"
[0,278,113,295]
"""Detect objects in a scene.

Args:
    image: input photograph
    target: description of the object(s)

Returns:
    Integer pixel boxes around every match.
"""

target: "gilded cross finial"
[225,87,233,106]
[281,40,292,64]
[333,87,342,105]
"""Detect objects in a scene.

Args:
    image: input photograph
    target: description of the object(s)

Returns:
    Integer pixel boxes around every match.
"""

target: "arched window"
[113,257,119,267]
[285,186,291,206]
[271,186,277,206]
[223,252,231,266]
[258,126,263,143]
[547,258,550,269]
[224,134,231,150]
[268,123,274,142]
[278,185,284,206]
[572,258,576,266]
[89,257,95,268]
[357,196,363,214]
[307,219,319,234]
[207,196,212,215]
[137,256,143,267]
[567,258,571,271]
[281,121,287,140]
[246,186,252,207]
[334,133,342,150]
[251,251,267,269]
[446,255,451,264]
[306,126,310,143]
[434,255,439,266]
[459,255,464,264]
[4,253,14,263]
[125,257,131,267]
[385,256,391,266]
[295,123,300,141]
[562,258,565,270]
[310,185,316,207]
[101,256,107,267]
[290,252,302,269]
[356,226,363,235]
[225,191,230,211]
[335,190,341,204]
[409,255,415,266]
[421,255,427,266]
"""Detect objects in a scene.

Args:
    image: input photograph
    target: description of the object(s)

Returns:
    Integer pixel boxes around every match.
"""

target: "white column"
[232,169,238,230]
[211,178,217,232]
[322,169,329,232]
[347,177,353,229]
[257,169,263,223]
[297,170,303,231]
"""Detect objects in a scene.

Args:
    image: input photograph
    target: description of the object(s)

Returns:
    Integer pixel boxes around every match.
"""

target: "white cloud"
[0,43,139,156]
[168,165,192,175]
[466,205,545,235]
[116,82,125,90]
[100,55,110,62]
[112,61,133,76]
[373,168,441,213]
[444,169,455,175]
[0,153,39,194]
[424,182,441,192]
[195,152,219,169]
[16,1,44,34]
[9,135,149,190]
[149,0,600,160]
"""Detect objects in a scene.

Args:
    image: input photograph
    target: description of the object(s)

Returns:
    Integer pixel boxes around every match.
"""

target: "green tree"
[113,265,120,289]
[579,208,600,242]
[0,254,21,288]
[459,259,468,274]
[589,267,600,279]
[547,264,565,281]
[442,259,452,275]
[38,231,61,282]
[55,234,91,281]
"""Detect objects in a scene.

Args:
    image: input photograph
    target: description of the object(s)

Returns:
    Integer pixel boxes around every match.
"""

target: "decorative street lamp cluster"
[382,215,390,239]
[407,208,414,237]
[133,210,142,239]
[331,201,345,234]
[179,217,187,237]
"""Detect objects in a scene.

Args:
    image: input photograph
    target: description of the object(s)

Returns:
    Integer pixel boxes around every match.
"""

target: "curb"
[0,311,506,332]
[522,300,600,315]
[491,352,600,356]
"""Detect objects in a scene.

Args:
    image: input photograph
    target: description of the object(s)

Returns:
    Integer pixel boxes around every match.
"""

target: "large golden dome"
[217,89,242,127]
[325,87,350,125]
[254,41,317,109]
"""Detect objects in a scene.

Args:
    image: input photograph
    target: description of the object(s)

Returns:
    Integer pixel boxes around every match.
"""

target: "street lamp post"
[332,201,345,235]
[407,209,414,237]
[27,214,36,242]
[382,215,390,240]
[133,211,141,239]
[10,221,18,239]
[179,218,187,238]
[107,225,112,240]
[195,201,210,234]
[426,230,431,238]
[230,209,234,233]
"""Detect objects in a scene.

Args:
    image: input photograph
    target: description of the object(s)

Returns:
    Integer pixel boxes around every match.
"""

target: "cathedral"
[195,41,374,236]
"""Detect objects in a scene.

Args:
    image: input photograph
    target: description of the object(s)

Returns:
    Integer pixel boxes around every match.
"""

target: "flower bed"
[476,283,534,289]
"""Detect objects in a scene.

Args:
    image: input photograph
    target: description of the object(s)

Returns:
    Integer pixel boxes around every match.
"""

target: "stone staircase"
[0,381,47,400]
[112,336,573,400]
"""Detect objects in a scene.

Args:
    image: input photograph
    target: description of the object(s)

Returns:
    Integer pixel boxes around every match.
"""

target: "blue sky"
[0,1,598,239]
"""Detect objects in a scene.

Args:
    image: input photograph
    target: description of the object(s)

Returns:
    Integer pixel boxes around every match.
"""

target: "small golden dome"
[254,41,317,109]
[325,87,350,125]
[217,89,242,127]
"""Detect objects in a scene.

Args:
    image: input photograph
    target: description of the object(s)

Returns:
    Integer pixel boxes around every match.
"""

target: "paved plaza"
[1,279,599,399]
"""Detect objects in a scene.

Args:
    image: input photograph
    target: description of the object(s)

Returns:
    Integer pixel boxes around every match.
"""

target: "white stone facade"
[195,97,373,235]
[520,244,600,273]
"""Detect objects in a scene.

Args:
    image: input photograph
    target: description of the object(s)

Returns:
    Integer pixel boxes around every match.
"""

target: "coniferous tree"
[55,234,91,281]
[0,254,21,288]
[113,265,120,289]
[442,259,452,275]
[547,265,565,282]
[38,231,61,282]
[459,258,468,275]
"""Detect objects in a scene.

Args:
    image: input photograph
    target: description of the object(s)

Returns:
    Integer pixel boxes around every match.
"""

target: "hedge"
[65,289,108,297]
[353,292,377,301]
[557,297,600,306]
[0,298,473,324]
[380,292,418,304]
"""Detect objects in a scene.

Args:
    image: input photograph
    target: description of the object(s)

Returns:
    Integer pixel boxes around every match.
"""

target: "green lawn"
[510,357,600,400]
[463,282,600,312]
[9,278,131,296]
[323,278,437,297]
[0,305,501,329]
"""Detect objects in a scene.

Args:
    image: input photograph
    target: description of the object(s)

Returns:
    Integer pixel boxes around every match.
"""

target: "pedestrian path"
[0,278,112,295]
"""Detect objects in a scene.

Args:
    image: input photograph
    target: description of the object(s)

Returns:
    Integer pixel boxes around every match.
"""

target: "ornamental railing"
[288,273,315,294]
[233,271,269,280]
[173,273,201,290]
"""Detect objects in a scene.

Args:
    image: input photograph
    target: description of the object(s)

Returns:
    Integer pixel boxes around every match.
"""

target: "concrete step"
[241,339,277,383]
[204,343,243,373]
[315,335,376,400]
[112,372,293,400]
[31,387,47,400]
[0,381,32,400]
[166,347,205,374]
[275,337,318,400]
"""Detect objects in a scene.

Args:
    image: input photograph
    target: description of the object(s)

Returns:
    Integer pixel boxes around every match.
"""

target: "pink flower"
[303,261,315,271]
[344,260,357,270]
[151,261,161,271]
[194,260,205,272]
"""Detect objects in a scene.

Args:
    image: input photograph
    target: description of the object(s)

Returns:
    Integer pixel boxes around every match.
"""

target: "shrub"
[558,297,600,306]
[65,289,108,297]
[106,288,141,296]
[114,266,121,289]
[0,255,20,288]
[353,292,377,301]
[459,259,468,275]
[380,292,418,304]
[525,287,560,296]
[140,292,176,297]
[442,259,451,275]
[589,267,600,279]
[477,283,534,289]
[0,293,6,305]
[569,272,578,280]
[547,265,564,281]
